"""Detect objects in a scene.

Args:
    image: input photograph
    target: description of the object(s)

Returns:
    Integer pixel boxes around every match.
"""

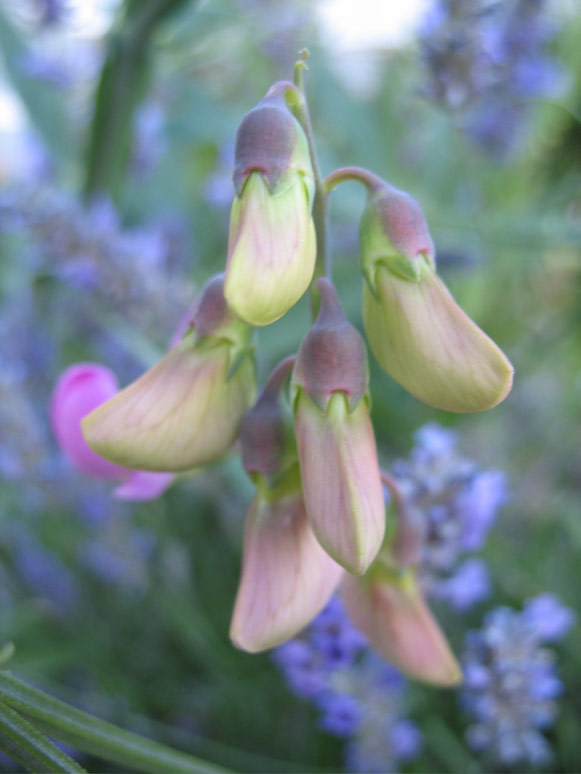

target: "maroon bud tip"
[240,356,296,477]
[376,184,435,264]
[293,280,368,412]
[191,274,231,339]
[233,87,299,196]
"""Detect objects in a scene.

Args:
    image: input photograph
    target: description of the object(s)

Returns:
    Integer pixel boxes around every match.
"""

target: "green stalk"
[84,0,195,200]
[0,672,231,774]
[0,700,86,774]
[324,165,384,194]
[289,51,329,286]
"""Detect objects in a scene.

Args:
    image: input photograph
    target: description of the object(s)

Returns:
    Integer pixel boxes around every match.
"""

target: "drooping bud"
[51,364,173,501]
[230,466,343,653]
[341,563,462,687]
[291,278,385,575]
[231,357,342,652]
[82,275,256,472]
[225,82,316,326]
[239,355,297,484]
[360,181,513,413]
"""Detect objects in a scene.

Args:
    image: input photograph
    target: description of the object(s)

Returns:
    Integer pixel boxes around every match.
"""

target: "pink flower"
[50,363,173,501]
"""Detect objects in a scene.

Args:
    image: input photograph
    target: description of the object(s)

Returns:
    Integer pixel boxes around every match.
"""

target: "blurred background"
[0,0,580,771]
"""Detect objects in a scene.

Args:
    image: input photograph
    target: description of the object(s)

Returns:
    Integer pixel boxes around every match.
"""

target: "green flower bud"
[82,275,256,472]
[225,83,316,326]
[360,181,513,413]
[291,279,385,575]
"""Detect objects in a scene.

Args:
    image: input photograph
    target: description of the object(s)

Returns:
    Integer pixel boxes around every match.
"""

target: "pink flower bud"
[230,470,343,652]
[82,276,256,472]
[341,569,462,687]
[292,279,385,575]
[50,364,173,501]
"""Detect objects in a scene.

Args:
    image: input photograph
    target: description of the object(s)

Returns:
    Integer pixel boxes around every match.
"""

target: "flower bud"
[291,279,385,575]
[82,275,256,472]
[342,566,462,687]
[225,83,316,326]
[360,182,513,413]
[51,364,173,501]
[239,355,297,485]
[230,466,343,653]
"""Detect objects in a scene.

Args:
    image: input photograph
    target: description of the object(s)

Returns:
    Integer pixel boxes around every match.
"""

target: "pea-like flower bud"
[82,274,256,472]
[291,278,385,575]
[342,562,462,687]
[231,358,342,652]
[361,181,513,413]
[225,82,316,326]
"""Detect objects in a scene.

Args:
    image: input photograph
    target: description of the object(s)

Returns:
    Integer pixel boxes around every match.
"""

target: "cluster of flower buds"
[54,75,514,688]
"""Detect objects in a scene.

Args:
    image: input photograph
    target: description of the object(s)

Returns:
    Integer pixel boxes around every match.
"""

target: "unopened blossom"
[82,275,256,472]
[225,81,316,326]
[291,278,385,575]
[360,180,513,412]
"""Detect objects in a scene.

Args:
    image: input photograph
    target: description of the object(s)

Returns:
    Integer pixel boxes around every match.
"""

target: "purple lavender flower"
[274,600,422,773]
[419,0,567,158]
[523,594,577,642]
[9,526,79,614]
[392,423,507,610]
[461,597,574,767]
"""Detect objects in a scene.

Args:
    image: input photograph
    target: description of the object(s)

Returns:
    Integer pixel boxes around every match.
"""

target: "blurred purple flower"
[274,599,422,772]
[461,597,574,767]
[419,0,567,158]
[391,423,507,609]
[523,593,577,642]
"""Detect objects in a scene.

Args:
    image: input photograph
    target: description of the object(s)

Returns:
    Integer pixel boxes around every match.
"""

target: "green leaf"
[0,699,87,774]
[0,671,232,774]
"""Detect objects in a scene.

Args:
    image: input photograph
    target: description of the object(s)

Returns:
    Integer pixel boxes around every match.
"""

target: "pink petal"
[230,489,344,652]
[50,364,129,479]
[341,573,462,687]
[113,470,174,501]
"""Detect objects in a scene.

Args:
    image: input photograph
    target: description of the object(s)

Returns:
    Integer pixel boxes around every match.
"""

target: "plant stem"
[324,166,385,194]
[0,672,231,774]
[0,700,86,774]
[84,0,196,201]
[288,52,329,287]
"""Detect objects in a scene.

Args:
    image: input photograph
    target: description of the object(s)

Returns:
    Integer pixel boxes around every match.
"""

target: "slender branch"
[84,0,196,200]
[0,672,231,774]
[380,470,424,568]
[324,165,385,194]
[286,51,329,291]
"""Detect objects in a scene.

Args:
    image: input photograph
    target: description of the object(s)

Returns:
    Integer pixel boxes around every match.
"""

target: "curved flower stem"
[287,51,329,296]
[0,672,231,774]
[325,166,385,194]
[380,469,424,568]
[380,469,406,510]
